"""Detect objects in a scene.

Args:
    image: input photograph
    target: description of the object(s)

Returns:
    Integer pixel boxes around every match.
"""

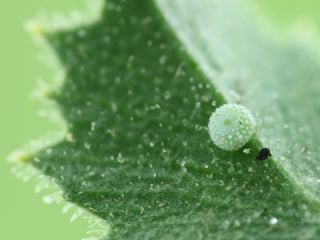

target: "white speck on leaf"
[91,121,96,131]
[270,217,278,225]
[243,148,251,154]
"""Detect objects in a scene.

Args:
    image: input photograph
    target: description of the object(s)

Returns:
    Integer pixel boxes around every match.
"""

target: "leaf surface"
[27,0,320,239]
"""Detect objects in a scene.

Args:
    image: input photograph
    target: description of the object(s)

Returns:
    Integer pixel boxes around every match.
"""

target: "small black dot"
[256,148,271,161]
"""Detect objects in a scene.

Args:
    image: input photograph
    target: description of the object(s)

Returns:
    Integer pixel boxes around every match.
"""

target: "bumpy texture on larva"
[208,104,256,151]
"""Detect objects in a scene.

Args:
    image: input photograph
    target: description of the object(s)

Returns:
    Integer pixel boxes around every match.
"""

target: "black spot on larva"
[256,148,271,161]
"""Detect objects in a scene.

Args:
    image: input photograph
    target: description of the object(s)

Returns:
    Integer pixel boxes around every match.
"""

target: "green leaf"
[21,0,320,239]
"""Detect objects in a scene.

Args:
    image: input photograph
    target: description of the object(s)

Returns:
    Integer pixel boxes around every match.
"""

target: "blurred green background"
[0,1,92,240]
[0,0,319,239]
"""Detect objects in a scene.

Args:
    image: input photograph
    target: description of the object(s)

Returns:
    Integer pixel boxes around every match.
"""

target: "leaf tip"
[8,150,33,164]
[26,20,48,37]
